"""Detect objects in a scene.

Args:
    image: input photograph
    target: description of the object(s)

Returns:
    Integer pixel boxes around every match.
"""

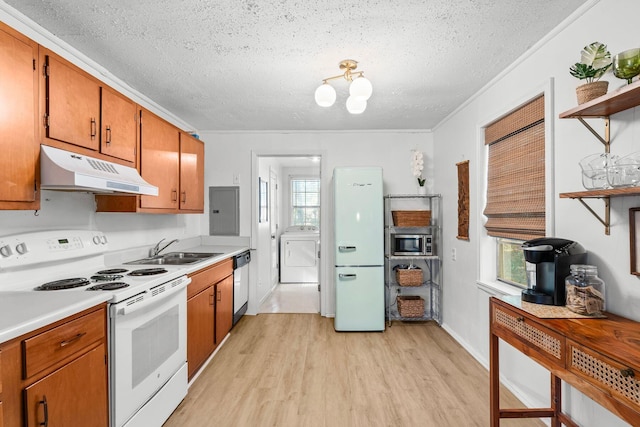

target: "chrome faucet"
[149,238,179,257]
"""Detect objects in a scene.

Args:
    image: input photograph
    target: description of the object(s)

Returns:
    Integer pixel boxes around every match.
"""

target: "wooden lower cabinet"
[215,275,234,344]
[187,285,215,379]
[24,344,108,427]
[186,258,233,380]
[0,348,3,427]
[0,305,108,427]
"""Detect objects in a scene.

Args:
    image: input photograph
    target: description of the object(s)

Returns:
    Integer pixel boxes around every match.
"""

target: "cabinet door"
[44,53,101,151]
[179,132,204,212]
[24,344,108,427]
[187,286,215,380]
[101,86,137,163]
[215,275,234,344]
[0,24,38,207]
[140,110,179,209]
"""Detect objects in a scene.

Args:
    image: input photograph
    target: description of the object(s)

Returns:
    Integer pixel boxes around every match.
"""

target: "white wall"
[434,0,639,425]
[199,131,434,316]
[0,190,203,252]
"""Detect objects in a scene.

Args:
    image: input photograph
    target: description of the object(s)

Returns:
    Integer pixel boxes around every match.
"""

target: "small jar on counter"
[565,264,606,316]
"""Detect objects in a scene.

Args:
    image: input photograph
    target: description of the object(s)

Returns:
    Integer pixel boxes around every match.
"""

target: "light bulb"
[346,96,367,114]
[314,83,336,107]
[349,76,373,100]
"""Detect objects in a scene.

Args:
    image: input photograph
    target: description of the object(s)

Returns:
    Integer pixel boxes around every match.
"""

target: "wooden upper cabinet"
[40,48,137,165]
[0,23,39,209]
[101,86,137,163]
[140,109,180,209]
[179,132,204,212]
[43,52,100,151]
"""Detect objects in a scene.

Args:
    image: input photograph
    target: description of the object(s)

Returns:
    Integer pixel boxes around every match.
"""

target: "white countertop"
[0,243,249,344]
[0,291,112,343]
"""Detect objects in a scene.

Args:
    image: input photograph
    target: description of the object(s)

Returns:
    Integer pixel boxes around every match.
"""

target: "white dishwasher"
[233,250,251,325]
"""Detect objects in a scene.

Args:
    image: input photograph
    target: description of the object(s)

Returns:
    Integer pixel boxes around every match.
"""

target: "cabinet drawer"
[23,308,105,379]
[188,258,233,299]
[568,340,640,408]
[492,304,564,368]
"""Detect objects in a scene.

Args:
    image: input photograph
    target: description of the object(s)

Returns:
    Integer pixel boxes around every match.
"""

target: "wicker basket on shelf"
[395,267,423,286]
[392,210,431,227]
[397,296,425,318]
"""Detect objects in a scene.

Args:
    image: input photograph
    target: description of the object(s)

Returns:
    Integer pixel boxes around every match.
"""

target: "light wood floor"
[164,314,544,427]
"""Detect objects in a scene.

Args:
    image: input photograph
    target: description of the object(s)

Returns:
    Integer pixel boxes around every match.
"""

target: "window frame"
[476,80,555,293]
[289,176,320,227]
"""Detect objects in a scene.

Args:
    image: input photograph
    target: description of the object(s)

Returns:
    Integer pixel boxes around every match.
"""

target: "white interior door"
[270,168,279,287]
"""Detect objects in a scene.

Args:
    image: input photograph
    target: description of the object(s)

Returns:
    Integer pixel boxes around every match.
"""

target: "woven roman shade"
[484,95,545,240]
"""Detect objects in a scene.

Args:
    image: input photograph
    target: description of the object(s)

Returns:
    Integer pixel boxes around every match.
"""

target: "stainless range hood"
[40,145,159,196]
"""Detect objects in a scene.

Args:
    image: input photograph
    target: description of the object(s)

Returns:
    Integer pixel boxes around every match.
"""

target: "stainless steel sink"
[125,252,223,265]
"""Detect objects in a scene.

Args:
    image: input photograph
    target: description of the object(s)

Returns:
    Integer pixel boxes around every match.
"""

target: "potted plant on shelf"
[570,41,612,104]
[411,149,426,194]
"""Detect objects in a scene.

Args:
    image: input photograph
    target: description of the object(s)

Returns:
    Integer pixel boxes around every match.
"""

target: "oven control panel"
[0,230,108,270]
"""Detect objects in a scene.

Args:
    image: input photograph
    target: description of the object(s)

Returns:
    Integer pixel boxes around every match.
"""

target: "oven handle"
[117,278,190,316]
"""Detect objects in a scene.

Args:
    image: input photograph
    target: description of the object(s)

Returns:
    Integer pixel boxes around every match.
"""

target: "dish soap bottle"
[565,264,605,316]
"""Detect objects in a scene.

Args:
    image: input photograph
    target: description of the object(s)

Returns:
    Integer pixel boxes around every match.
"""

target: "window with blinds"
[484,95,545,241]
[291,178,320,227]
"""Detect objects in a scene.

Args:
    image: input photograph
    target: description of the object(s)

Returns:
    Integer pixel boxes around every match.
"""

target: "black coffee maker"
[521,237,587,305]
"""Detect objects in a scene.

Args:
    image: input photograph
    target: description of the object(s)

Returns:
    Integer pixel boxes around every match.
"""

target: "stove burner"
[86,282,130,291]
[91,274,124,282]
[128,268,168,276]
[96,268,128,275]
[35,277,91,291]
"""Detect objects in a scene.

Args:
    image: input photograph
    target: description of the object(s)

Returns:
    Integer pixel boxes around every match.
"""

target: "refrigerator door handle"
[339,273,357,280]
[338,246,357,252]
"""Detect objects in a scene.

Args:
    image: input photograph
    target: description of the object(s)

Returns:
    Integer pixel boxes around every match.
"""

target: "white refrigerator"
[333,166,385,331]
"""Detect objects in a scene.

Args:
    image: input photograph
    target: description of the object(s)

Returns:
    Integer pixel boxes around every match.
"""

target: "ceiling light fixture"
[314,59,373,114]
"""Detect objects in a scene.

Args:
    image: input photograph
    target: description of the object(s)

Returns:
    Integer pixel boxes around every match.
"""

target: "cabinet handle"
[181,191,186,203]
[90,118,97,139]
[217,289,221,302]
[39,395,49,426]
[209,292,214,306]
[621,368,635,378]
[105,126,112,145]
[171,189,178,202]
[60,332,86,347]
[516,316,525,322]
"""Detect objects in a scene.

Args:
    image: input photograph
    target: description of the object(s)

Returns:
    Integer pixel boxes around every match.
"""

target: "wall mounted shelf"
[559,79,640,235]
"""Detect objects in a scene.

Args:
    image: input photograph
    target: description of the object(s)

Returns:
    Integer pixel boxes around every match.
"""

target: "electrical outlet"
[451,248,457,261]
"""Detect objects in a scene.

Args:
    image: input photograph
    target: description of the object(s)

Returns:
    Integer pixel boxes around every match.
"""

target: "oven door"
[110,279,188,427]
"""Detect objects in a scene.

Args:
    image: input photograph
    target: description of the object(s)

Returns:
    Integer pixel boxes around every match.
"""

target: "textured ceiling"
[5,0,588,131]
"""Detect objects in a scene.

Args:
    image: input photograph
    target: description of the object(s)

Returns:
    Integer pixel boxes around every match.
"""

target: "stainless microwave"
[392,234,433,256]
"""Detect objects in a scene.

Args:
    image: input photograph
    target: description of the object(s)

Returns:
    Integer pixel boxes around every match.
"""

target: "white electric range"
[0,229,192,427]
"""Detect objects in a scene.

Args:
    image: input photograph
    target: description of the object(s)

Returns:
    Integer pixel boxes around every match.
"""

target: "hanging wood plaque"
[457,160,470,241]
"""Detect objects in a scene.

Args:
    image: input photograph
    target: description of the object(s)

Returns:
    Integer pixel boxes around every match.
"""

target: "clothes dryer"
[280,226,319,283]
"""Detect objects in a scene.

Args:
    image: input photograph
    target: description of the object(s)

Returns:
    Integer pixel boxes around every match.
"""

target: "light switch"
[233,173,240,184]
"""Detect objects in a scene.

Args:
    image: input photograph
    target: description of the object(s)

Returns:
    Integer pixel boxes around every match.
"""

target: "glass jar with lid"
[565,264,606,315]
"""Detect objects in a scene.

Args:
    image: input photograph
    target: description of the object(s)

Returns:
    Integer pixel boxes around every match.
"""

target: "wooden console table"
[490,296,640,426]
